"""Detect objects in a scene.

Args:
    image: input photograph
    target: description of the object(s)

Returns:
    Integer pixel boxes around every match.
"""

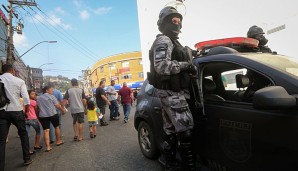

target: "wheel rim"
[140,127,151,153]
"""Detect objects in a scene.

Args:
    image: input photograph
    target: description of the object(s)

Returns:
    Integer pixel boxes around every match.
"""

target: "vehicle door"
[196,60,298,171]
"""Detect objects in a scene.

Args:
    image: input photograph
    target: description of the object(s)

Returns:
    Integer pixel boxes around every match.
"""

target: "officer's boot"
[161,136,180,171]
[177,130,196,171]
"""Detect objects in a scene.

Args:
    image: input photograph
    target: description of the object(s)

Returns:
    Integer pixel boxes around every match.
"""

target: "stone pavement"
[4,105,162,171]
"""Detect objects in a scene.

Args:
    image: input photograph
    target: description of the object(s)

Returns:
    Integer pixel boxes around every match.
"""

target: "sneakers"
[110,117,119,121]
[24,159,33,166]
[124,119,130,123]
[100,122,109,126]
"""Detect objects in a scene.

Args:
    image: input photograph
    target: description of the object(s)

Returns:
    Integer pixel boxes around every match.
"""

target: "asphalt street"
[4,104,163,171]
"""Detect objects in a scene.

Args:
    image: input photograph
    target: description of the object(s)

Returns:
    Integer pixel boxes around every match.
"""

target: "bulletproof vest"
[147,35,190,91]
[170,39,191,91]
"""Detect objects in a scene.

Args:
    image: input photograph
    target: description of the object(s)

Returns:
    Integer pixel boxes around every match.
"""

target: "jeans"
[50,111,62,141]
[122,104,131,120]
[0,110,30,171]
[98,105,107,124]
[109,100,119,119]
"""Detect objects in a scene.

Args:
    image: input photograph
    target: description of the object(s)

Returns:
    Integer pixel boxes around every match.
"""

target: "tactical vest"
[147,35,190,92]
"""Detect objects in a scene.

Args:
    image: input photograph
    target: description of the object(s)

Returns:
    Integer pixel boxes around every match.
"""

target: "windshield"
[244,54,298,78]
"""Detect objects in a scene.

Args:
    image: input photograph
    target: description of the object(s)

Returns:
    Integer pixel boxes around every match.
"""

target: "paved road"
[4,105,163,171]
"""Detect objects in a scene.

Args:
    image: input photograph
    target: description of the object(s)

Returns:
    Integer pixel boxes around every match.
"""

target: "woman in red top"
[25,90,42,151]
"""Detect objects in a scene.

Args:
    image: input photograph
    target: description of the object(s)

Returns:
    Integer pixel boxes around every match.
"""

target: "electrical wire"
[25,6,98,62]
[36,5,100,59]
[32,6,99,61]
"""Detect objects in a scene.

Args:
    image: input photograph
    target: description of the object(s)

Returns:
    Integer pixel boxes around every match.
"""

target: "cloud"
[32,13,71,30]
[79,10,90,20]
[93,7,112,15]
[73,0,85,9]
[13,33,29,48]
[54,7,65,15]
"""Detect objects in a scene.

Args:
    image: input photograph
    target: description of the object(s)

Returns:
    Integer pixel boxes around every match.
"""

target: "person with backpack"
[147,7,197,170]
[0,64,33,170]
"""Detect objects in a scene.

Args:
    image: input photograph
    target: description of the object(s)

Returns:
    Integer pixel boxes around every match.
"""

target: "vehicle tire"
[138,121,158,159]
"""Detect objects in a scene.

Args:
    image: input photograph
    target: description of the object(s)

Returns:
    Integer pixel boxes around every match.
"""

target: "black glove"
[188,64,197,76]
[184,46,199,57]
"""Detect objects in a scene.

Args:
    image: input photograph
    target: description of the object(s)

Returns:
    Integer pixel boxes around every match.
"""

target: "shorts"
[39,114,59,130]
[72,112,85,124]
[88,121,98,127]
[26,119,41,135]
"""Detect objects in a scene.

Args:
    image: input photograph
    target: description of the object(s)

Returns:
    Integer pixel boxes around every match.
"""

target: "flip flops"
[34,146,43,150]
[56,141,65,146]
[45,148,52,152]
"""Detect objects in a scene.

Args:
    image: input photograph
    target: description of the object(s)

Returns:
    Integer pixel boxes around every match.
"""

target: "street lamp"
[38,62,54,68]
[18,40,57,59]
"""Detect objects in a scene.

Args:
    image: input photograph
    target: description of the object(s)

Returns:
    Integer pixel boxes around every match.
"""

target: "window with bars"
[121,74,132,79]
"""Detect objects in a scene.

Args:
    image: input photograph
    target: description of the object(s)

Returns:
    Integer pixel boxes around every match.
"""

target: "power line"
[36,6,100,59]
[25,6,98,62]
[33,6,99,61]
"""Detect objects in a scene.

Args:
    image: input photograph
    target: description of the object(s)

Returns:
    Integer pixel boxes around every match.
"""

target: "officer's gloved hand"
[188,64,197,76]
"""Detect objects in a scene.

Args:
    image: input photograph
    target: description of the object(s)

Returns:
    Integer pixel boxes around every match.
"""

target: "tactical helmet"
[247,25,265,38]
[157,6,182,28]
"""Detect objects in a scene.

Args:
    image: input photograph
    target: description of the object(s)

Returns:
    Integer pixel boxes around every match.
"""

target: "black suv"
[134,39,298,171]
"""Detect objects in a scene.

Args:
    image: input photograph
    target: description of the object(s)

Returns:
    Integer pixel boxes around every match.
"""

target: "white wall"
[137,0,298,76]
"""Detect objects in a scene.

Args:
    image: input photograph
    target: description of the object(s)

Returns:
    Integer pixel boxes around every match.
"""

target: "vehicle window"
[244,54,298,78]
[221,69,247,91]
[145,82,154,96]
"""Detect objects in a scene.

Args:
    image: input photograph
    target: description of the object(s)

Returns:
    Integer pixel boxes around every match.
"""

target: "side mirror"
[253,86,297,109]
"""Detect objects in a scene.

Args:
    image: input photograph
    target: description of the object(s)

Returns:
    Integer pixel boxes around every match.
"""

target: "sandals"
[34,146,43,150]
[45,148,52,152]
[73,136,78,141]
[56,141,65,146]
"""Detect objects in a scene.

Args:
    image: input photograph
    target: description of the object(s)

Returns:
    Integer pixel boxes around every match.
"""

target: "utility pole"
[7,1,13,64]
[6,0,37,65]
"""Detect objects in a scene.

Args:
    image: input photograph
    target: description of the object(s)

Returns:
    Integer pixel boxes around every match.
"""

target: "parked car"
[134,37,298,171]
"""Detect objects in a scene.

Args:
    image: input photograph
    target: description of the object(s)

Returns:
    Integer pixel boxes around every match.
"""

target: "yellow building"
[89,51,143,89]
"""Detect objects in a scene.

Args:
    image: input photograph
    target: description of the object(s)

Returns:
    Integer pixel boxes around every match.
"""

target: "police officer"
[148,6,197,171]
[247,25,272,53]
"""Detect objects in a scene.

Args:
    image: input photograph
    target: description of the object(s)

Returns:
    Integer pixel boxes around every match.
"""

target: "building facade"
[89,51,143,90]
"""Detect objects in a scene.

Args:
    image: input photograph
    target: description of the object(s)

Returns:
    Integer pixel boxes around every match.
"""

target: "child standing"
[86,100,99,138]
[26,90,42,151]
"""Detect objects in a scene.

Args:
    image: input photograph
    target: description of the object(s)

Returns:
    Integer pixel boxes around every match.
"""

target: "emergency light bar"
[195,37,259,51]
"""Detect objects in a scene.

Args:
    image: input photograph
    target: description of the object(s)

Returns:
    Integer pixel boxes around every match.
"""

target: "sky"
[0,0,141,79]
[1,0,298,79]
[137,0,298,74]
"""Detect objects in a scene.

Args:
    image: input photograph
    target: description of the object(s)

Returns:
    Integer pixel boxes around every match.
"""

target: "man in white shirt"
[0,64,33,170]
[106,80,119,121]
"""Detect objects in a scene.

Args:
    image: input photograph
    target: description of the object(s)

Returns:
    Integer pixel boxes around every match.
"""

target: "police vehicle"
[134,37,298,171]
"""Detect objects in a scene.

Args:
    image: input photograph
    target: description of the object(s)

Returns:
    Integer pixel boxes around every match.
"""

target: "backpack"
[0,79,10,108]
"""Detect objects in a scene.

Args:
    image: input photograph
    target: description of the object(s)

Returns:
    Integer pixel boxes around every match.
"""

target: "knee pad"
[177,130,192,143]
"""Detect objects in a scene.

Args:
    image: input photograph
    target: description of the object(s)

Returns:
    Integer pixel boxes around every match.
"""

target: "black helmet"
[157,6,182,28]
[247,25,265,38]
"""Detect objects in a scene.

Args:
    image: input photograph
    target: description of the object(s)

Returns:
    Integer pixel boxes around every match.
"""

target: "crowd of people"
[0,64,137,170]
